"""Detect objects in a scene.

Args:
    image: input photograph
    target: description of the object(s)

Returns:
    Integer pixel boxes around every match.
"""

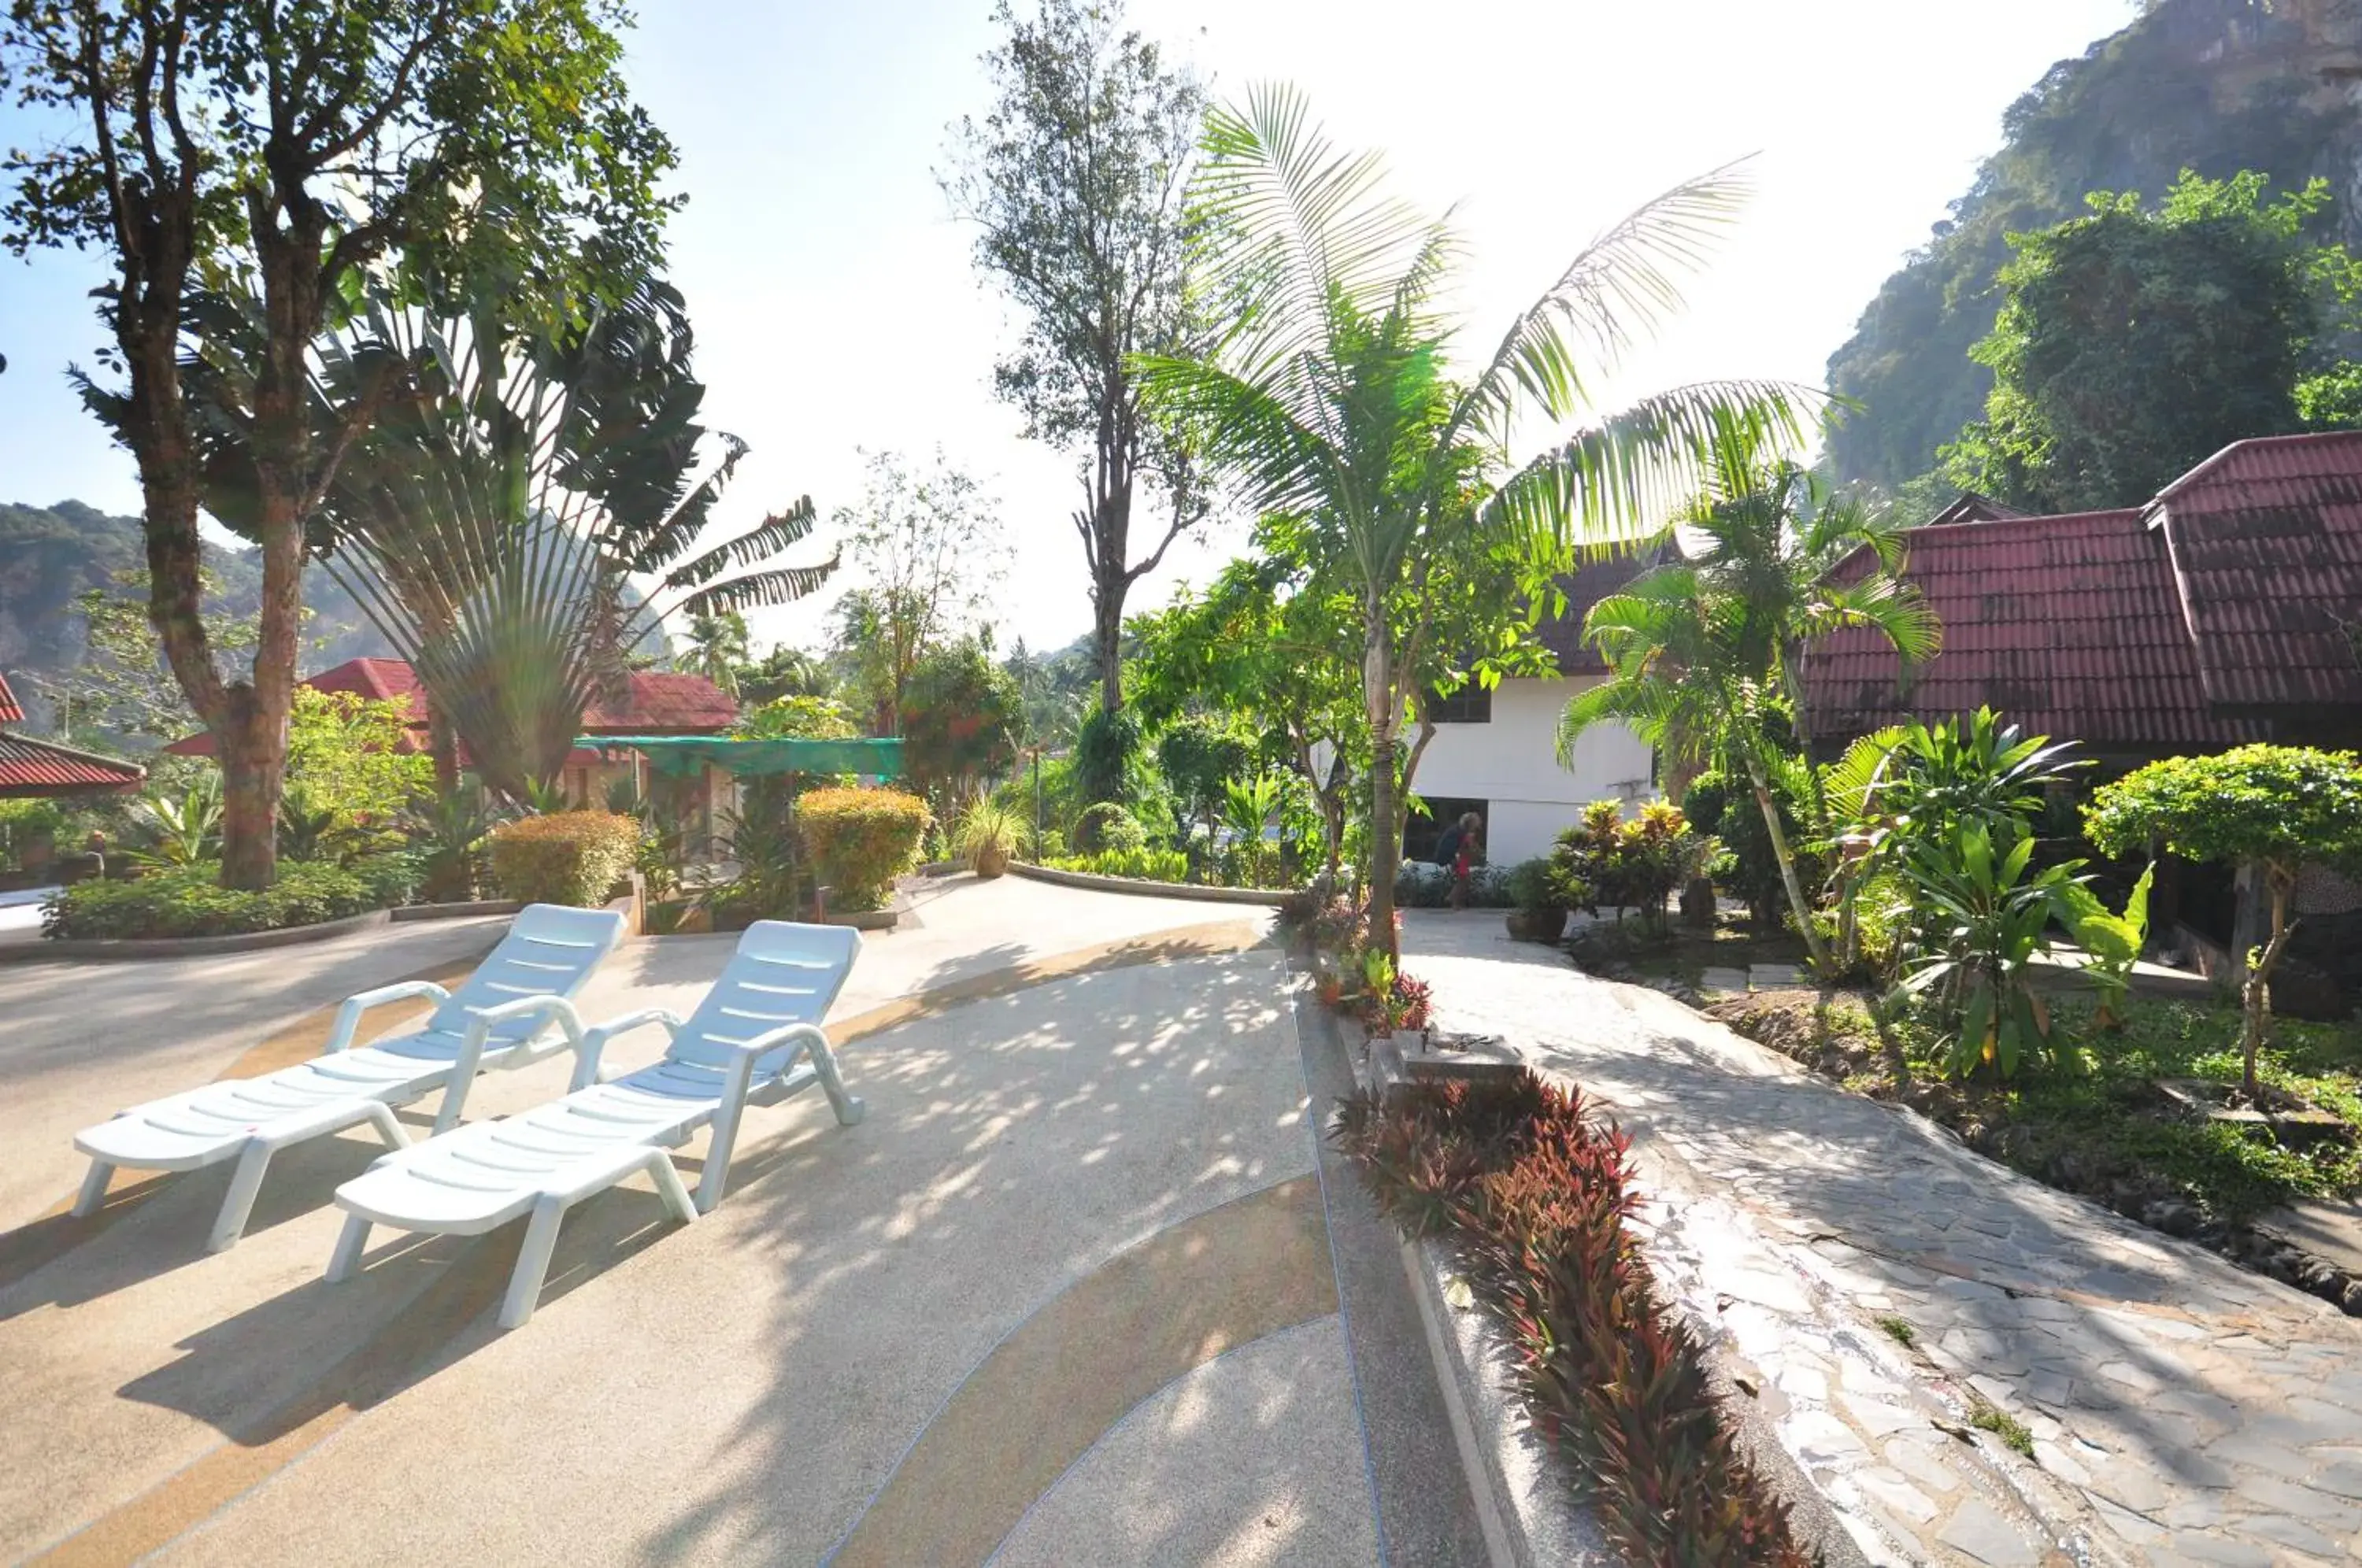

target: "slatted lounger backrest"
[671,920,862,1078]
[424,904,630,1044]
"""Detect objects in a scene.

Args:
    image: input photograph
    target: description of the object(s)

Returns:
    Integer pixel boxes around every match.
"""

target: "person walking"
[1436,811,1483,908]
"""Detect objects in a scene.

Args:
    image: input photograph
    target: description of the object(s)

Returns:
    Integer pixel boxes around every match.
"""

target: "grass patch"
[1968,1398,2035,1459]
[1874,1314,1916,1348]
[1711,989,2362,1227]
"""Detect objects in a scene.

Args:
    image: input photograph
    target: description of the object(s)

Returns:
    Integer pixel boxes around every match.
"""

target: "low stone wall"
[1007,861,1290,907]
[0,908,392,963]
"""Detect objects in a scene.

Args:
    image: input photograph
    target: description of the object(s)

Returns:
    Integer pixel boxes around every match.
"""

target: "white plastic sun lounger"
[72,903,628,1252]
[325,919,864,1328]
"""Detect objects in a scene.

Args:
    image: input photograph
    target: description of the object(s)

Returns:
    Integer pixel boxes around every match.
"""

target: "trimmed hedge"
[487,811,642,908]
[43,855,421,941]
[1043,846,1189,882]
[1336,1072,1809,1566]
[798,786,930,912]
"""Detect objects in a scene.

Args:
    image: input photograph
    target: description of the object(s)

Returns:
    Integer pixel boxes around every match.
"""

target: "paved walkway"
[1405,911,2362,1567]
[0,878,1425,1566]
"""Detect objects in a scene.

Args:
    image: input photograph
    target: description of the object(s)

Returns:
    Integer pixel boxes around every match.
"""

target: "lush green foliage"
[1943,172,2362,511]
[2085,745,2362,878]
[951,800,1024,867]
[1546,802,1705,931]
[1073,705,1143,813]
[1826,1,2349,490]
[402,791,498,903]
[2087,745,2362,1093]
[1564,420,1936,964]
[943,0,1206,709]
[1335,1074,1809,1564]
[486,811,642,908]
[797,787,930,912]
[1072,801,1150,855]
[44,856,419,940]
[1155,716,1256,844]
[124,776,224,870]
[1856,707,2084,849]
[1045,846,1190,882]
[284,687,431,841]
[734,693,860,741]
[1682,770,1807,928]
[1138,86,1801,957]
[828,449,1005,733]
[901,638,1023,808]
[1895,822,2085,1079]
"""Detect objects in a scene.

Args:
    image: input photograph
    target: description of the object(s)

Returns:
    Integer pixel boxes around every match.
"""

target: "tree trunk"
[2238,867,2297,1100]
[1092,559,1126,715]
[1746,749,1830,971]
[1363,605,1401,964]
[428,703,461,799]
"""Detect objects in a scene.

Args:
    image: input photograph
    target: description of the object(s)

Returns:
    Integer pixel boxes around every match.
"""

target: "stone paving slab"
[1403,912,2362,1566]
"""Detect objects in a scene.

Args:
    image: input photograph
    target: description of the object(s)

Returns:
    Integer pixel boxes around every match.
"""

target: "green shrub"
[1548,801,1703,928]
[1683,770,1809,927]
[1073,801,1148,853]
[798,786,931,912]
[1046,846,1190,882]
[1336,1074,1810,1564]
[43,855,420,940]
[486,811,642,907]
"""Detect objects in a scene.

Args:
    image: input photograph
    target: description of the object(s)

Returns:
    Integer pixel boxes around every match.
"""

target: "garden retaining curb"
[1353,1033,1870,1568]
[1007,860,1290,906]
[0,907,394,962]
[389,899,524,921]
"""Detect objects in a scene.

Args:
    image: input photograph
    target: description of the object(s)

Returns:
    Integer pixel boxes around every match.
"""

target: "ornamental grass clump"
[487,811,642,907]
[1336,1072,1809,1566]
[797,786,931,912]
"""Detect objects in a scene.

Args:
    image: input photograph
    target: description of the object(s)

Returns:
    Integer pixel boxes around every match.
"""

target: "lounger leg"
[807,1040,867,1129]
[500,1195,568,1330]
[325,1214,372,1282]
[208,1139,276,1253]
[359,1100,411,1152]
[644,1150,699,1226]
[72,1157,116,1219]
[694,1101,744,1215]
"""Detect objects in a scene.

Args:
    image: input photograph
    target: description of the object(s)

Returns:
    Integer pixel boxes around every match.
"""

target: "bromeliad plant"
[1895,820,2088,1079]
[1335,1073,1810,1563]
[125,775,224,870]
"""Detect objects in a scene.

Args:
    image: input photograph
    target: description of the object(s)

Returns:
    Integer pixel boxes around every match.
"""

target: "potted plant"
[954,800,1024,879]
[1503,857,1569,943]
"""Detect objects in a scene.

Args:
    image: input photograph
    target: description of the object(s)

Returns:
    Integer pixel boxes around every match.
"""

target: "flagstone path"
[1405,910,2362,1567]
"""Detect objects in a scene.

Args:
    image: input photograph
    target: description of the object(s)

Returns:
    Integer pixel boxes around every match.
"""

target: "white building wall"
[1409,676,1654,864]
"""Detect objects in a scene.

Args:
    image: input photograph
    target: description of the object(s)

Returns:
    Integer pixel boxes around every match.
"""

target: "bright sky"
[0,0,2135,657]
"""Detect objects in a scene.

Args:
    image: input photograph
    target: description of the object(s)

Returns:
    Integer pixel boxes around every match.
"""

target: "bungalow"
[166,656,741,838]
[1404,557,1658,866]
[1801,430,2362,1006]
[0,669,146,798]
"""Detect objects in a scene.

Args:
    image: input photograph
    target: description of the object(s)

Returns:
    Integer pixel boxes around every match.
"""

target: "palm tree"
[316,281,838,801]
[683,612,750,695]
[1559,418,1938,967]
[1135,85,1804,955]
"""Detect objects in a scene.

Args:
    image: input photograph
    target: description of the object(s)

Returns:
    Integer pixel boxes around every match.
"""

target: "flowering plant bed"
[1335,1071,1810,1565]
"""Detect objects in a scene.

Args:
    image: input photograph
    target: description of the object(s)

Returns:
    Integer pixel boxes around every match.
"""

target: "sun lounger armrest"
[430,995,589,1135]
[324,981,453,1054]
[569,1008,685,1092]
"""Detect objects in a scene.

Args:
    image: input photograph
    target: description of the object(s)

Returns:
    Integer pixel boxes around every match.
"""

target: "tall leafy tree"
[1136,86,1801,955]
[0,1,677,886]
[828,449,1005,735]
[1560,421,1938,967]
[943,0,1205,718]
[683,612,751,695]
[1944,171,2362,512]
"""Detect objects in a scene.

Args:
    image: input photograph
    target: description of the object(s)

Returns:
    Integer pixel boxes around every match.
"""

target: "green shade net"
[577,735,905,778]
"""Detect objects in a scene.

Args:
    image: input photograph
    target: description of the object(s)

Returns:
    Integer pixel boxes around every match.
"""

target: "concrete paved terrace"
[0,876,1461,1566]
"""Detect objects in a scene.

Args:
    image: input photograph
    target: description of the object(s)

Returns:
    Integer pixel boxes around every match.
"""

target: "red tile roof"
[2149,431,2362,714]
[1802,508,2268,753]
[0,730,146,796]
[1535,550,1664,675]
[1804,431,2362,754]
[0,671,23,726]
[165,658,739,756]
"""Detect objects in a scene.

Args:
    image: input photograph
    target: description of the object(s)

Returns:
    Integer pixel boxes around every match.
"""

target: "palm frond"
[1455,159,1756,438]
[1486,380,1813,558]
